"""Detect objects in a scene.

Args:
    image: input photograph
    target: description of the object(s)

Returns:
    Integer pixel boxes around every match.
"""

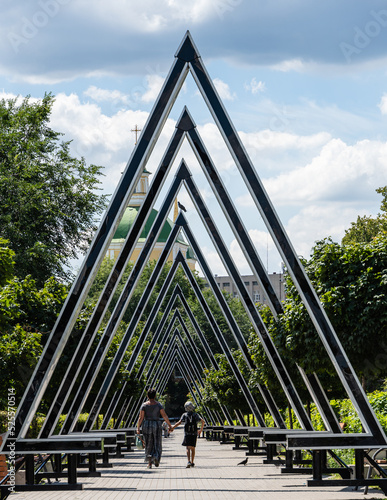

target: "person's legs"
[144,421,161,468]
[146,431,154,467]
[187,446,195,463]
[154,423,162,466]
[190,446,196,465]
[142,421,152,467]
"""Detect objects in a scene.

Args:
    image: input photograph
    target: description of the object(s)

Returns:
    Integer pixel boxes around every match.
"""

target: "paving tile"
[10,429,386,499]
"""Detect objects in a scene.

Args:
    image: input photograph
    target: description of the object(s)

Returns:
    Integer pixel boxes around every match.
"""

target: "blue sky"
[1,0,387,275]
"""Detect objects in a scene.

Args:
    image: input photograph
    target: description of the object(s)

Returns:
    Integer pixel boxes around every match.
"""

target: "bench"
[264,429,364,480]
[0,434,111,496]
[286,431,386,450]
[88,430,127,460]
[246,429,266,456]
[232,427,254,451]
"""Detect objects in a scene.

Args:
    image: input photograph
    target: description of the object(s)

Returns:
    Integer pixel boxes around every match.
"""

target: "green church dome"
[113,206,189,247]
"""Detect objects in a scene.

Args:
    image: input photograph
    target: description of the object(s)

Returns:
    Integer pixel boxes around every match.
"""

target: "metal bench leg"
[67,454,77,485]
[285,449,293,469]
[53,453,62,473]
[355,449,364,480]
[312,450,322,481]
[25,455,34,485]
[88,453,97,473]
[266,444,275,461]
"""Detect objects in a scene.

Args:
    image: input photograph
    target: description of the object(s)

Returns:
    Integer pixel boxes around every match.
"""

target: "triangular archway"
[4,31,386,452]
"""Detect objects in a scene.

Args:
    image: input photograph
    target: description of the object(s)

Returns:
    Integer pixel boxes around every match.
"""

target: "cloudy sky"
[2,0,387,276]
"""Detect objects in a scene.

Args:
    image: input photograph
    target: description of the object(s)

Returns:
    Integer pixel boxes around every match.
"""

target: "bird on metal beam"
[178,201,187,212]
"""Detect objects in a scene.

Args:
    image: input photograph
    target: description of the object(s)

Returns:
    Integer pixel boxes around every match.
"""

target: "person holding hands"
[171,401,204,468]
[137,388,173,468]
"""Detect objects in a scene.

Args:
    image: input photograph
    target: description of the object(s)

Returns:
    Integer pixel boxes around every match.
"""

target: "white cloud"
[244,77,266,94]
[213,78,236,101]
[168,0,214,24]
[5,87,385,275]
[239,129,331,153]
[263,138,387,206]
[84,86,131,106]
[4,1,387,86]
[49,92,190,200]
[141,74,165,103]
[379,94,387,115]
[49,93,152,192]
[229,229,280,274]
[11,73,77,85]
[0,91,18,100]
[196,122,235,171]
[270,59,305,72]
[197,246,227,276]
[285,204,368,258]
[230,204,377,274]
[243,97,376,141]
[231,134,386,266]
[71,0,214,30]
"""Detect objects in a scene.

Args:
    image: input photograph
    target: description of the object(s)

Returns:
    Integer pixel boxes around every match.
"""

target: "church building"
[106,169,197,271]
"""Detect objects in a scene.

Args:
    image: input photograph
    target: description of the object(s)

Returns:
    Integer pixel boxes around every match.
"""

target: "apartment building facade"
[211,272,286,305]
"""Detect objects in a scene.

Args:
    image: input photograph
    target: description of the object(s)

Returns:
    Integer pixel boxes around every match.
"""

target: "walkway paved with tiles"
[12,429,385,499]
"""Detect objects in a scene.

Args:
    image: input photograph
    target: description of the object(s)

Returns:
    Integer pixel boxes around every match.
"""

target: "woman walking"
[137,388,172,468]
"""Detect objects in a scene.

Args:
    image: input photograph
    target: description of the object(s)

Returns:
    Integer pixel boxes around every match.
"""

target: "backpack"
[184,413,197,434]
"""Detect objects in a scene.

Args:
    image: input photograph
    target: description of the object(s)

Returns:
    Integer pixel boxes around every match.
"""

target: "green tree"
[0,93,108,285]
[0,238,15,286]
[342,214,385,244]
[0,241,68,406]
[256,235,387,391]
[342,186,387,244]
[200,353,252,414]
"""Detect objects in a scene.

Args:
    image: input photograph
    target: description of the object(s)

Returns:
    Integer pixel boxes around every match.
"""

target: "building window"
[244,281,250,286]
[223,282,230,288]
[252,281,258,286]
[254,292,260,302]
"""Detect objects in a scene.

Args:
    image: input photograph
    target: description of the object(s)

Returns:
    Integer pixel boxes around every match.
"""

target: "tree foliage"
[0,242,68,406]
[0,93,108,285]
[252,234,387,391]
[0,238,15,286]
[342,186,387,244]
[200,353,253,414]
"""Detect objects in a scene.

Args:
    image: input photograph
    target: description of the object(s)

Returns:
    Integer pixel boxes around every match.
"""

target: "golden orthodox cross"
[131,125,141,145]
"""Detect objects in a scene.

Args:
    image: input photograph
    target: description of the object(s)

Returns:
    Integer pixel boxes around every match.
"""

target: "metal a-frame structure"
[107,289,234,427]
[4,32,386,460]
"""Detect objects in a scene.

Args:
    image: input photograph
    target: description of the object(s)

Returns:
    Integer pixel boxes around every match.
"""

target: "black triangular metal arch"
[5,31,385,450]
[107,291,233,428]
[49,153,300,434]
